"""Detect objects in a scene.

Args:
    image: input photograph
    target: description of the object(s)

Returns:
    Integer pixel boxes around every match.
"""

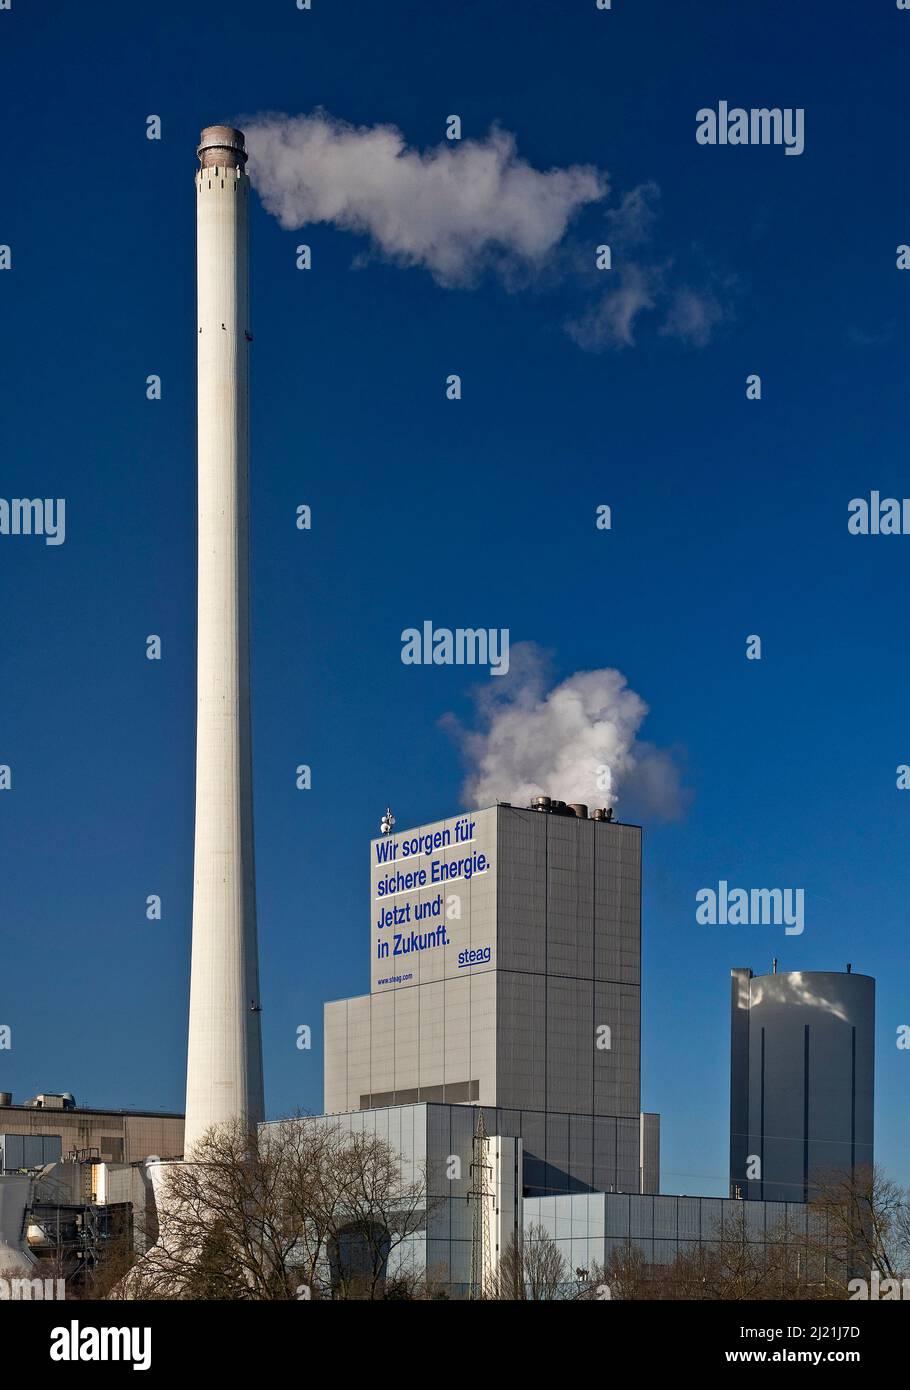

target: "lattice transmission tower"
[468,1109,493,1299]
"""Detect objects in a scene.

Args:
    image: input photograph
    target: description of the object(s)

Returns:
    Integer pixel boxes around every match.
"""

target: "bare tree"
[485,1223,568,1300]
[799,1165,910,1297]
[114,1114,434,1301]
[579,1242,652,1301]
[582,1208,811,1302]
[321,1127,431,1300]
[579,1179,910,1303]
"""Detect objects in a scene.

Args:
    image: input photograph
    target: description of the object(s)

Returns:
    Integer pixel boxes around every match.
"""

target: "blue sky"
[1,0,908,1195]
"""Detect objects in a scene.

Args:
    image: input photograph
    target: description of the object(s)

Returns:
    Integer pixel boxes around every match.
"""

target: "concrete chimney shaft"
[184,126,264,1155]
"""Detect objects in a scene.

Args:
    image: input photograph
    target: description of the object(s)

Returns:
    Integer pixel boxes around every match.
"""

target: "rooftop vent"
[25,1092,76,1111]
[529,798,614,821]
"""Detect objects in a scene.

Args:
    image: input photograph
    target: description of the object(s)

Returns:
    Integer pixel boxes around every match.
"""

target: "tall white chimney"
[184,126,264,1154]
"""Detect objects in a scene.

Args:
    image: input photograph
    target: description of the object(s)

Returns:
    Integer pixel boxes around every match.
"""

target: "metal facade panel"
[592,1115,618,1194]
[546,975,594,1115]
[518,1110,548,1197]
[496,808,547,973]
[629,1194,653,1238]
[545,1112,571,1198]
[699,1198,723,1241]
[496,970,547,1110]
[546,815,595,980]
[2,1134,23,1169]
[569,1113,595,1194]
[594,823,641,987]
[603,1192,632,1238]
[678,1197,700,1239]
[654,1195,679,1239]
[592,983,640,1119]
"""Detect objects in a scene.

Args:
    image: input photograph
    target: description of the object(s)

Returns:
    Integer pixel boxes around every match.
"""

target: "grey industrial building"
[0,1094,184,1170]
[325,800,657,1197]
[276,1099,831,1294]
[524,1191,826,1276]
[729,966,875,1202]
[0,1096,183,1287]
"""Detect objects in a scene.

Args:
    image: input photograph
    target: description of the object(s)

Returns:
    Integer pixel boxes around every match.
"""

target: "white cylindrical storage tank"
[730,968,875,1202]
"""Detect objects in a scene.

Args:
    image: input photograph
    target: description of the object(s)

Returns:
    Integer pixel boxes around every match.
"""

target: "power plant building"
[305,805,878,1291]
[325,800,656,1197]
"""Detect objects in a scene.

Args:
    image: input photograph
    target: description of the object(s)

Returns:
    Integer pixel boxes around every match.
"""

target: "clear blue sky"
[1,0,908,1196]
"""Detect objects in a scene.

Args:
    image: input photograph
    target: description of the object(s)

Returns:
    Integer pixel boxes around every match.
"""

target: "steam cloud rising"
[243,110,607,287]
[444,643,686,820]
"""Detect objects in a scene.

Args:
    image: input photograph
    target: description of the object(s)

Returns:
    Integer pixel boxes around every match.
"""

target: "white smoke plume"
[444,643,687,820]
[243,110,607,287]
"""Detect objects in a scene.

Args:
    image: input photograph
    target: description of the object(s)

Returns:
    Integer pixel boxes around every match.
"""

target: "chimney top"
[197,125,247,170]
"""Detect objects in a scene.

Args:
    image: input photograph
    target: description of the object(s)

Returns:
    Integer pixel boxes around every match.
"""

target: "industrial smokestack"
[184,126,264,1155]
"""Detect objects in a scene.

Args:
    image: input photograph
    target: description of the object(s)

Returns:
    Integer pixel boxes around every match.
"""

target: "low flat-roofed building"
[266,1103,817,1297]
[0,1100,183,1167]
